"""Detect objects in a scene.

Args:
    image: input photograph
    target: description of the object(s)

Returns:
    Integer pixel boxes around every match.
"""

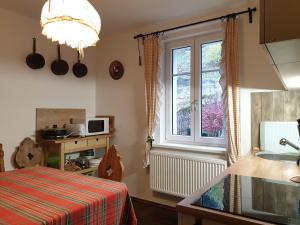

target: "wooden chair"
[0,144,5,172]
[15,138,43,168]
[98,145,124,182]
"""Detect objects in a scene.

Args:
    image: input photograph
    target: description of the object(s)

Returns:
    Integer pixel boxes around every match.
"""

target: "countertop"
[177,153,300,225]
[40,134,113,143]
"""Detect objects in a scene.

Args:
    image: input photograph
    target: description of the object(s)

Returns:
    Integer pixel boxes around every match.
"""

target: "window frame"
[164,33,226,147]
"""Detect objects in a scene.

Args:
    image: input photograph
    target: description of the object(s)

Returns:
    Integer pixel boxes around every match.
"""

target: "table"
[0,167,137,225]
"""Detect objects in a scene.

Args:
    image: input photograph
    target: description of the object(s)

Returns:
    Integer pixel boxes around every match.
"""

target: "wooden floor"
[132,198,178,225]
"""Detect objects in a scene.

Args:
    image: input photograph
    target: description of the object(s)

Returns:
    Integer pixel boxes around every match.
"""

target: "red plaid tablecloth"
[0,167,137,225]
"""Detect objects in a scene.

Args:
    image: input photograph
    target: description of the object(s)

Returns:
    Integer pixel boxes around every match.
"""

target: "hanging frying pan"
[26,38,45,69]
[72,51,88,78]
[51,45,69,75]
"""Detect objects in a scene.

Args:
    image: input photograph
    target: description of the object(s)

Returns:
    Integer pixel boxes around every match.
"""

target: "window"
[164,34,225,147]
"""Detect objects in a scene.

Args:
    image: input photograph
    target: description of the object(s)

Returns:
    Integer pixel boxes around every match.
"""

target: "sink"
[256,152,298,163]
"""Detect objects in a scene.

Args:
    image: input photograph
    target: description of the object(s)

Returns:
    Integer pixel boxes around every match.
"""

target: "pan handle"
[57,45,61,60]
[33,38,36,53]
[77,51,81,63]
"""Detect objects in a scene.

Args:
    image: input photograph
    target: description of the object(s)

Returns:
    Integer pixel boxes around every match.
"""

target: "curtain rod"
[134,7,256,39]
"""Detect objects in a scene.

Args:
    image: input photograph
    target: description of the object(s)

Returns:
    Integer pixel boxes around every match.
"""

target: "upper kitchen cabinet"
[260,0,300,43]
[260,0,300,89]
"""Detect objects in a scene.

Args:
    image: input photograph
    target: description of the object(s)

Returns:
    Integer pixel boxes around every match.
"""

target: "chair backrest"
[0,144,5,172]
[98,145,124,182]
[15,138,43,168]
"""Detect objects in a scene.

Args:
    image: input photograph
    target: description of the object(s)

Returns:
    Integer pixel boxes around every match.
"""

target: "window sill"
[152,143,226,155]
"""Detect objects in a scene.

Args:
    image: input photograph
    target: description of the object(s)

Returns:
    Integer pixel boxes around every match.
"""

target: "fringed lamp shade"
[41,0,101,56]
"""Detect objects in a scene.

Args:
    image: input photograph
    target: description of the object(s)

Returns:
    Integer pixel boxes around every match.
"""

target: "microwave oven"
[86,117,109,136]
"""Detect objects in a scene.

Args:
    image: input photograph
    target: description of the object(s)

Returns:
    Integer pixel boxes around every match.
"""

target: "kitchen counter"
[177,154,300,225]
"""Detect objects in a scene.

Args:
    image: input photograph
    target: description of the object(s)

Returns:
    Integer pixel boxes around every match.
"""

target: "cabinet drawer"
[88,137,106,147]
[65,140,88,152]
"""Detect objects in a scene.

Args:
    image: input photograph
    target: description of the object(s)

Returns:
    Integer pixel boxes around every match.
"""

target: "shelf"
[43,134,110,175]
[75,167,98,174]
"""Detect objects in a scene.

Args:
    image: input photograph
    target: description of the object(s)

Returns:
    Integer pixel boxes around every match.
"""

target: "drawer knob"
[96,138,99,141]
[75,141,78,144]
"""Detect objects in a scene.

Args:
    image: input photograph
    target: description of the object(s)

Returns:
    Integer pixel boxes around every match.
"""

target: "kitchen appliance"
[65,123,86,137]
[42,125,70,139]
[192,174,300,225]
[86,117,109,136]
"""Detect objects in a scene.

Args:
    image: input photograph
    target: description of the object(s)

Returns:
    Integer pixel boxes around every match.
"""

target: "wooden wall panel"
[261,92,273,121]
[284,91,298,121]
[272,92,284,121]
[251,90,300,150]
[251,93,262,149]
[36,108,86,141]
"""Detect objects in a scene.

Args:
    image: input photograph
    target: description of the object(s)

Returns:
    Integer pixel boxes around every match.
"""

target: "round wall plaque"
[109,60,124,80]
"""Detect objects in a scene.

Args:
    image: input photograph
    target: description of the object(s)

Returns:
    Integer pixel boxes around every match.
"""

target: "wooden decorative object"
[109,61,124,80]
[16,138,44,168]
[0,144,5,172]
[98,145,124,182]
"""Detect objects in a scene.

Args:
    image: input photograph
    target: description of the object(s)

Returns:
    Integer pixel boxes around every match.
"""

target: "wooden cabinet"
[260,0,300,44]
[41,135,111,174]
[260,0,300,89]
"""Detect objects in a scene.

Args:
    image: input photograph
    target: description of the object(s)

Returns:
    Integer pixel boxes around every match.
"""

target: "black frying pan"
[26,38,45,69]
[51,45,69,75]
[72,51,88,78]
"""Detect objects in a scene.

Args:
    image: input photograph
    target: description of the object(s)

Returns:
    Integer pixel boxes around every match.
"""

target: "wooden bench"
[0,144,4,172]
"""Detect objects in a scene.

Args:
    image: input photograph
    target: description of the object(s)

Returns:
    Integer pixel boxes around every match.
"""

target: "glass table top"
[192,174,300,225]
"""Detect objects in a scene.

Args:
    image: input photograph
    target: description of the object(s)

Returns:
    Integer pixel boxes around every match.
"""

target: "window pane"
[172,47,191,75]
[172,47,191,136]
[201,42,224,138]
[172,75,191,136]
[202,41,222,71]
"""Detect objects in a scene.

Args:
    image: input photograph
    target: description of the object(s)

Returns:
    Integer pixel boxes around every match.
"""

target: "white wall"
[0,8,97,170]
[96,0,285,206]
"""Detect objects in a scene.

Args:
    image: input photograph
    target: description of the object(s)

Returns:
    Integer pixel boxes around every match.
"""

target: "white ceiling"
[0,0,246,36]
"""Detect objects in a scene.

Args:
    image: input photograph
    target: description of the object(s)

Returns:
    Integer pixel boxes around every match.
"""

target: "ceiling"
[0,0,247,36]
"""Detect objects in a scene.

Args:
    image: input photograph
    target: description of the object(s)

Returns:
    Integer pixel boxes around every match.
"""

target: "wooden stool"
[98,145,124,182]
[0,144,4,172]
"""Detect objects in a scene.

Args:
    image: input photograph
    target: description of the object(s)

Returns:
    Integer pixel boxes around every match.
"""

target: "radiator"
[150,150,227,197]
